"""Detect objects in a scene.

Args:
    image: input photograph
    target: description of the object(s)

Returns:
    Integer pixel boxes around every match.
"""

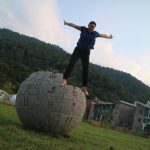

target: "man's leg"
[60,47,79,86]
[81,51,90,95]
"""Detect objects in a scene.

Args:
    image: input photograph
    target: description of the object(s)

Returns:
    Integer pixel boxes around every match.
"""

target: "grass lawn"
[0,102,150,150]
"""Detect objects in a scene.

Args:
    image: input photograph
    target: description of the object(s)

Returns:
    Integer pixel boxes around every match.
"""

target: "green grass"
[0,103,150,150]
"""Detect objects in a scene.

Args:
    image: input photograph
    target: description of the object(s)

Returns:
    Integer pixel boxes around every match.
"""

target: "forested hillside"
[0,28,150,103]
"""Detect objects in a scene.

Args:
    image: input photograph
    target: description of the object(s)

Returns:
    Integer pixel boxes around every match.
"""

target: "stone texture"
[16,71,86,135]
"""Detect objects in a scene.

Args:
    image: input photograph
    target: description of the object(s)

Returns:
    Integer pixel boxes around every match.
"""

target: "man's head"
[88,21,96,32]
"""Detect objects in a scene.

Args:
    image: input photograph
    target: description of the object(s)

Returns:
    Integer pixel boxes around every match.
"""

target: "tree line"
[0,28,150,103]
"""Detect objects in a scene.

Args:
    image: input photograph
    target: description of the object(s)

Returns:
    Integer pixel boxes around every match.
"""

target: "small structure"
[0,89,10,102]
[112,101,135,129]
[83,99,95,120]
[88,101,114,126]
[132,101,150,134]
[9,94,17,105]
[87,99,150,135]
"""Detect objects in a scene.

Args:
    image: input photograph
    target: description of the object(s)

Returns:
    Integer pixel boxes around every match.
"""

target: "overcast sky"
[0,0,150,86]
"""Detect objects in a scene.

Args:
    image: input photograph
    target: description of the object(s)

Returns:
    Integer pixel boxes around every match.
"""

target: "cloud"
[0,0,75,51]
[91,42,122,67]
[91,44,150,86]
[0,1,22,30]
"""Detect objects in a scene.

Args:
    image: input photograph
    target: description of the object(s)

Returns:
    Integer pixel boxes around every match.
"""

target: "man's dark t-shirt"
[77,26,99,50]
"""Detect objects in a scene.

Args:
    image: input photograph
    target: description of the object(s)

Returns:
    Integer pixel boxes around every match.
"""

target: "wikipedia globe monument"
[16,71,86,135]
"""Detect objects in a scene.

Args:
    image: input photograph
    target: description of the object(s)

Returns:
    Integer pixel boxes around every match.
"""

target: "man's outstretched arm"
[98,34,113,39]
[64,20,81,31]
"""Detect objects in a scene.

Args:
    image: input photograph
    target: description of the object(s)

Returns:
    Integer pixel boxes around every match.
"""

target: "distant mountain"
[0,28,150,103]
[93,65,150,102]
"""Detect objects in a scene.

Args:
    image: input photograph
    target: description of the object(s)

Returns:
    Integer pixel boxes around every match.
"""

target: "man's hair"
[88,21,96,26]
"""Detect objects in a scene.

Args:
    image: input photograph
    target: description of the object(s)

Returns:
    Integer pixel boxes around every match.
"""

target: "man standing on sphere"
[60,20,113,96]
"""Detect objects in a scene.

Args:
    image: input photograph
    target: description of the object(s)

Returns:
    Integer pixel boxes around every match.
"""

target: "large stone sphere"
[16,71,86,135]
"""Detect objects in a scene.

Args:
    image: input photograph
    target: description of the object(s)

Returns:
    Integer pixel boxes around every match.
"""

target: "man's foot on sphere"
[81,86,89,96]
[60,79,67,86]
